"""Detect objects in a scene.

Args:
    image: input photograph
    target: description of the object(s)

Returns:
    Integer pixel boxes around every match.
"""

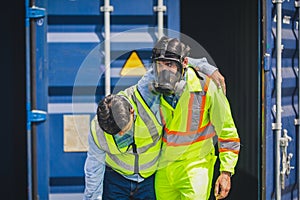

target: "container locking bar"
[100,0,113,96]
[25,3,46,200]
[153,0,166,40]
[272,0,283,198]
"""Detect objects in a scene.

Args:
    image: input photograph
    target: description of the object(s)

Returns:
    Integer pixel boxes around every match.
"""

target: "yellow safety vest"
[91,86,163,178]
[159,67,240,174]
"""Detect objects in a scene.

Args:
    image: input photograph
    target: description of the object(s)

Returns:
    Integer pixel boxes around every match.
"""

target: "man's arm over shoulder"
[83,123,106,200]
[188,57,217,76]
[137,68,159,108]
[188,57,226,94]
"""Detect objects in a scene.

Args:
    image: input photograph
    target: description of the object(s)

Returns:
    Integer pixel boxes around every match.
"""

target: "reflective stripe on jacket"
[91,85,163,178]
[159,67,240,174]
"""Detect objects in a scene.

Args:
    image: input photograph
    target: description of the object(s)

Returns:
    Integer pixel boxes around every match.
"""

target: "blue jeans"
[103,167,156,200]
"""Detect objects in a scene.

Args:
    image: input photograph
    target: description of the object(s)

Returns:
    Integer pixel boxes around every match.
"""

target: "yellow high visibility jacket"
[159,67,240,174]
[91,86,163,178]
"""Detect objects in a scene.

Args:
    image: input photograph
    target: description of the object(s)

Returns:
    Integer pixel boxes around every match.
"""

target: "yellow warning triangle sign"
[120,51,147,76]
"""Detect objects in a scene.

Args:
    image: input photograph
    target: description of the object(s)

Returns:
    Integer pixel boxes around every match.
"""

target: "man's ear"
[182,57,188,68]
[130,108,134,115]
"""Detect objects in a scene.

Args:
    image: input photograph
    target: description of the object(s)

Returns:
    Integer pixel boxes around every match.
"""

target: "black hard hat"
[151,36,190,63]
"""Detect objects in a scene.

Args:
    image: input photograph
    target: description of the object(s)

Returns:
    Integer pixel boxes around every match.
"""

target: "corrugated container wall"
[264,0,299,199]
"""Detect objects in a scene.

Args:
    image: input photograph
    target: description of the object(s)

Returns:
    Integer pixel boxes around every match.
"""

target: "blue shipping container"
[29,0,180,199]
[263,0,299,199]
[26,0,300,199]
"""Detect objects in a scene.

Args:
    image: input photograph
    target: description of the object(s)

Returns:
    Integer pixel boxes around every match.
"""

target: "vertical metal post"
[25,4,46,200]
[100,0,113,96]
[154,0,166,40]
[25,0,33,199]
[272,0,283,199]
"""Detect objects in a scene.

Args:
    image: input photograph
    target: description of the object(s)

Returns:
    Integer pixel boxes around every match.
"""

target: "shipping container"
[27,0,180,199]
[263,0,299,199]
[25,0,300,199]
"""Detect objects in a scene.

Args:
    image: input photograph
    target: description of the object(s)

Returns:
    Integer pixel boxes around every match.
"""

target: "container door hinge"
[30,110,47,123]
[27,6,46,19]
[100,5,114,12]
[153,5,166,12]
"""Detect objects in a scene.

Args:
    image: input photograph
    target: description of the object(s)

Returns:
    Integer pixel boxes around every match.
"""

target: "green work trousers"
[155,151,217,200]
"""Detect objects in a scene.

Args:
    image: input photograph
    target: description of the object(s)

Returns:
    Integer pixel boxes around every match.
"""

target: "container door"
[263,0,298,199]
[34,0,180,198]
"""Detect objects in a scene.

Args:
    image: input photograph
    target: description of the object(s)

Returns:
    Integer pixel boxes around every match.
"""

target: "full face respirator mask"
[150,60,186,96]
[149,36,190,96]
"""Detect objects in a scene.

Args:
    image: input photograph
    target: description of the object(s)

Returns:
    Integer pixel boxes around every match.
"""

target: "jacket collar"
[185,67,202,92]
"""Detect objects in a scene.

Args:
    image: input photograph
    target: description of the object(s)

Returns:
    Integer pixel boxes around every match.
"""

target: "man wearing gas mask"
[145,36,240,200]
[149,37,190,96]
